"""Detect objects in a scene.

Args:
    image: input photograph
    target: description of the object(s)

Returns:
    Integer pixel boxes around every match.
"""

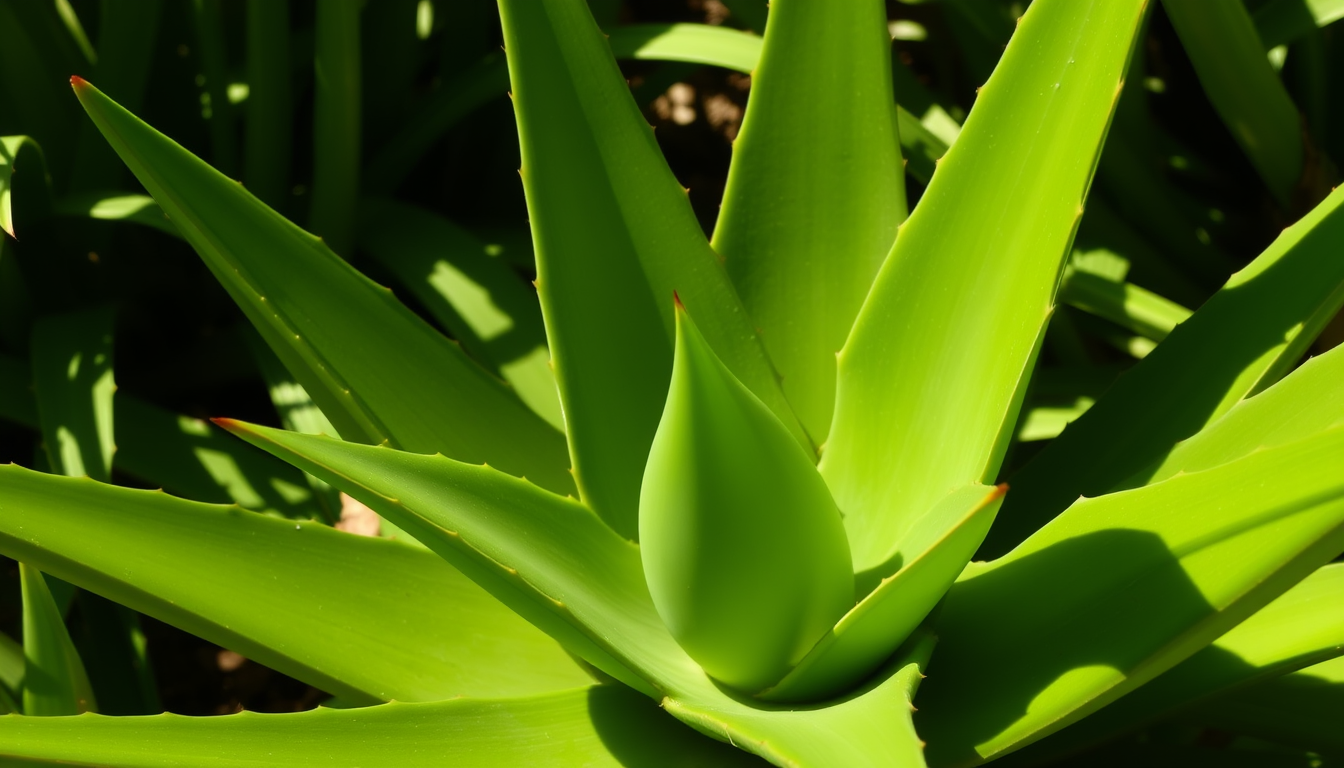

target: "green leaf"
[990,184,1344,556]
[1254,0,1344,48]
[1183,655,1344,758]
[20,563,96,716]
[499,0,808,539]
[1,136,46,239]
[0,631,22,706]
[30,307,115,481]
[0,686,761,767]
[1057,262,1192,342]
[916,426,1344,766]
[640,304,851,693]
[611,23,763,71]
[0,465,592,703]
[357,198,564,431]
[1007,562,1344,764]
[243,0,293,211]
[0,350,330,519]
[822,0,1150,575]
[1161,0,1303,206]
[718,0,767,33]
[309,0,361,256]
[220,421,940,767]
[711,0,904,442]
[762,484,1004,702]
[70,77,575,497]
[55,192,178,235]
[1138,342,1344,486]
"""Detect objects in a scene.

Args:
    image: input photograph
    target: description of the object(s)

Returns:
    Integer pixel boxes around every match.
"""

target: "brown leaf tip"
[672,290,685,311]
[70,75,89,89]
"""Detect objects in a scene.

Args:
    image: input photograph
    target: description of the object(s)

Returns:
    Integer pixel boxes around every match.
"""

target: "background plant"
[0,0,1341,766]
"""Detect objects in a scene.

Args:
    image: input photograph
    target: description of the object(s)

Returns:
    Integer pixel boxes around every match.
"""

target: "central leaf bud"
[639,298,854,693]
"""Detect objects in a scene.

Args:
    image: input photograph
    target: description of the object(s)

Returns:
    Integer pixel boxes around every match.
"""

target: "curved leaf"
[918,426,1344,766]
[20,563,95,716]
[0,686,759,767]
[990,184,1344,556]
[822,0,1151,575]
[711,0,904,441]
[70,78,575,497]
[0,465,592,704]
[499,0,807,539]
[1,136,46,239]
[221,421,941,768]
[1184,655,1344,758]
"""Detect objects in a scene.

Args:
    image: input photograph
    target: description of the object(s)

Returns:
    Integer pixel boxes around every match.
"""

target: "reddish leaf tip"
[70,75,88,89]
[672,290,685,311]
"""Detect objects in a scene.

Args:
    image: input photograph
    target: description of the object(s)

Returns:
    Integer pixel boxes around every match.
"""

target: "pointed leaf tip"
[672,290,685,311]
[70,75,88,89]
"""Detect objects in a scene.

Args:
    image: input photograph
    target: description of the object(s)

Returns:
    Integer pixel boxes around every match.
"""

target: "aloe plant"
[1,0,1343,766]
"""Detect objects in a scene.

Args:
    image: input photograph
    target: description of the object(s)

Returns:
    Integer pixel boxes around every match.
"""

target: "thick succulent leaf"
[640,305,851,693]
[990,184,1344,556]
[309,0,360,256]
[30,307,115,481]
[711,0,904,442]
[1057,264,1191,342]
[612,23,762,71]
[0,351,328,519]
[1183,655,1344,758]
[0,686,760,767]
[500,0,808,539]
[70,78,575,497]
[358,198,563,430]
[20,563,95,716]
[1162,0,1302,206]
[0,465,592,703]
[762,484,1003,702]
[1255,0,1344,48]
[822,0,1150,575]
[1,136,45,239]
[917,426,1344,766]
[1005,562,1344,765]
[0,631,22,706]
[1139,343,1344,485]
[222,421,940,768]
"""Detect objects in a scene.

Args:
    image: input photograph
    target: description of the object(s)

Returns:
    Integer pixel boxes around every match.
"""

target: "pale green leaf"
[917,426,1344,766]
[20,563,95,716]
[712,0,904,442]
[221,421,939,768]
[990,184,1344,556]
[822,0,1150,575]
[0,686,760,767]
[71,78,575,497]
[0,465,592,704]
[55,192,177,235]
[500,0,807,538]
[1006,562,1344,764]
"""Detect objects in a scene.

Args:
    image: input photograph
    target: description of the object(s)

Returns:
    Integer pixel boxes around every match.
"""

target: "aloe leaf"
[1,136,46,239]
[822,0,1150,575]
[711,0,904,442]
[1138,343,1344,486]
[70,78,575,497]
[719,0,767,33]
[762,484,1003,703]
[1255,0,1344,48]
[0,465,592,702]
[357,198,563,430]
[917,426,1344,766]
[222,421,940,767]
[190,0,238,179]
[55,192,177,235]
[0,632,22,707]
[309,0,361,256]
[640,304,851,693]
[1007,562,1344,765]
[244,0,293,211]
[990,185,1344,556]
[20,563,96,716]
[1183,655,1344,758]
[1161,0,1303,207]
[0,686,759,767]
[30,307,116,481]
[500,0,808,539]
[1057,264,1192,342]
[0,2,83,184]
